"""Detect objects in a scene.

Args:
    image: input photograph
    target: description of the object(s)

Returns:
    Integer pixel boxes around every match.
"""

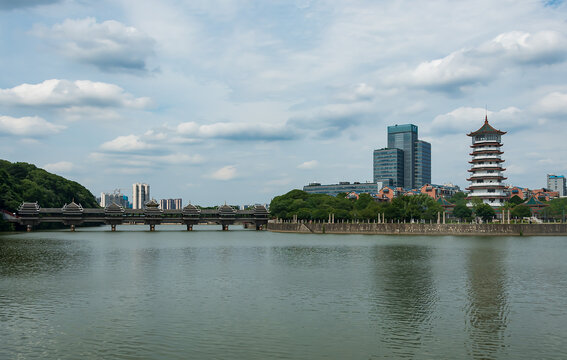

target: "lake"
[1,225,566,359]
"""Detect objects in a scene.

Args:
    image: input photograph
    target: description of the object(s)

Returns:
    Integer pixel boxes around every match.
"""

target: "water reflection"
[0,236,88,277]
[370,244,437,358]
[465,243,510,359]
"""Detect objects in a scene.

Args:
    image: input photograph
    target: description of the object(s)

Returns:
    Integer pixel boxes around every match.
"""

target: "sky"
[1,0,567,206]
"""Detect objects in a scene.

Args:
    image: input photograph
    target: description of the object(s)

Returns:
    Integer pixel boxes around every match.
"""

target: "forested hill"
[0,159,98,212]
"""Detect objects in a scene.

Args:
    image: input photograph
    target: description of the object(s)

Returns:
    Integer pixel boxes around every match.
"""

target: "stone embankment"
[267,222,567,236]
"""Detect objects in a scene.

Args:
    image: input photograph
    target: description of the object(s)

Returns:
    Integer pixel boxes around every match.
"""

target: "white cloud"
[100,135,154,152]
[404,31,567,92]
[297,160,318,169]
[0,115,65,136]
[43,161,73,173]
[33,17,156,72]
[0,79,151,109]
[176,121,296,141]
[158,153,204,164]
[209,165,237,180]
[535,92,567,115]
[431,107,524,135]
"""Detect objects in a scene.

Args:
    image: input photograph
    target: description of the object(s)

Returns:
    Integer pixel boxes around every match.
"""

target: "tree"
[507,195,524,207]
[449,192,467,206]
[453,203,472,221]
[511,204,531,219]
[474,203,495,222]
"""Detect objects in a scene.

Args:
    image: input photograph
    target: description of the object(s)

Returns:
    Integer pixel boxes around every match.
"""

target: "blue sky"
[1,0,567,206]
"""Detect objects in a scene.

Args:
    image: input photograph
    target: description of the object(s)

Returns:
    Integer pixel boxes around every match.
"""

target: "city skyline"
[1,1,567,205]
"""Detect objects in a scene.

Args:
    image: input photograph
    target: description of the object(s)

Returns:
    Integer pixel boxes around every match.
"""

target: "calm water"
[1,226,566,359]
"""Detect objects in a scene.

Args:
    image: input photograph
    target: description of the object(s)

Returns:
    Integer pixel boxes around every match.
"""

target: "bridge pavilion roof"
[467,116,506,136]
[144,199,162,214]
[218,204,236,215]
[182,203,201,216]
[105,202,125,214]
[63,201,83,214]
[18,202,40,214]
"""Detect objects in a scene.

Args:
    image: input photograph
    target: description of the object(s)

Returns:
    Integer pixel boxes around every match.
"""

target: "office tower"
[373,124,431,189]
[466,116,507,207]
[373,148,404,187]
[414,140,432,188]
[388,124,418,189]
[547,174,566,196]
[132,183,150,209]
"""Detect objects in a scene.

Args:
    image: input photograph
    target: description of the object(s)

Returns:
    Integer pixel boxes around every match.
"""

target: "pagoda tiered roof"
[467,175,507,181]
[469,150,503,156]
[468,167,506,172]
[469,158,505,164]
[467,116,506,136]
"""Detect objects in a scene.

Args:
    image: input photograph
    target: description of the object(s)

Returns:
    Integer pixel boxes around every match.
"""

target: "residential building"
[132,183,150,209]
[466,116,507,207]
[547,174,566,197]
[303,181,384,197]
[100,191,130,208]
[373,124,431,189]
[531,188,559,201]
[507,186,530,200]
[160,198,183,210]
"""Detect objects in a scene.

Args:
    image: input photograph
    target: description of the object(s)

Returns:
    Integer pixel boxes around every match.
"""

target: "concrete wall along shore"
[267,222,567,236]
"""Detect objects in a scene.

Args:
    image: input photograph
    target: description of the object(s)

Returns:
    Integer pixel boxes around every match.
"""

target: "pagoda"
[466,116,507,207]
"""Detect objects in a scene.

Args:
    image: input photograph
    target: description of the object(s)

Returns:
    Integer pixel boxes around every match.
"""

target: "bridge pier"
[186,224,193,231]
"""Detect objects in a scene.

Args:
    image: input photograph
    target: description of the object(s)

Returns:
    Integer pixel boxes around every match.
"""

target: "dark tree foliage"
[545,197,567,220]
[269,190,444,222]
[449,192,467,206]
[0,159,98,212]
[474,203,496,222]
[453,203,472,221]
[507,195,525,207]
[511,204,531,218]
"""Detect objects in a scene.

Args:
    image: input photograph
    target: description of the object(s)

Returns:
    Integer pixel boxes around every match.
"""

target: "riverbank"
[267,222,567,236]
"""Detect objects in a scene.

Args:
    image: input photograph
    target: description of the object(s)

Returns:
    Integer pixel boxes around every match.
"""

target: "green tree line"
[270,190,567,224]
[269,189,445,222]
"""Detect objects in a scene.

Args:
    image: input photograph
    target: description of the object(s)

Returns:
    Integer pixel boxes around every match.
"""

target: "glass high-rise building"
[373,148,404,187]
[373,124,431,189]
[414,140,431,188]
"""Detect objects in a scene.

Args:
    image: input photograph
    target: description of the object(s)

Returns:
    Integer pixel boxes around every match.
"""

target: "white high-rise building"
[466,116,507,207]
[547,174,566,197]
[132,183,150,209]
